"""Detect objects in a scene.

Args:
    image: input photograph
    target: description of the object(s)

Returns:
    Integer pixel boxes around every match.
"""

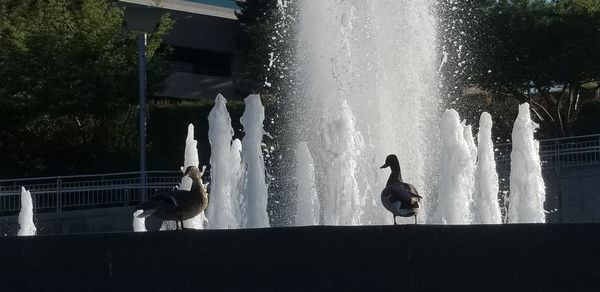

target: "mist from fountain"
[509,103,546,223]
[294,141,320,226]
[463,123,478,218]
[17,186,36,236]
[294,0,439,225]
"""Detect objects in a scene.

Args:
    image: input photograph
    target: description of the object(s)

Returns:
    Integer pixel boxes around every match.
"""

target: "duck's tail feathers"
[136,200,164,217]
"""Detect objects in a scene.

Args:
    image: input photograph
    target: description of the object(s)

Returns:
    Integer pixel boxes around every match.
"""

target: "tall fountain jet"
[294,142,320,226]
[207,94,239,229]
[229,139,244,226]
[509,103,546,223]
[473,112,502,224]
[435,110,475,224]
[240,94,270,228]
[161,124,207,230]
[294,0,439,225]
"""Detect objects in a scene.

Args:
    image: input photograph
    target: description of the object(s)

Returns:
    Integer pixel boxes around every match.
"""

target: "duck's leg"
[414,214,418,225]
[393,216,397,225]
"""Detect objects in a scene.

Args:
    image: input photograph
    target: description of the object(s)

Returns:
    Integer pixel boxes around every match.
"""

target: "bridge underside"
[1,224,599,291]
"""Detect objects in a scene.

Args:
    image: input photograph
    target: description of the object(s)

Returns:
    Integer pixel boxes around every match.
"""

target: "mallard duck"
[380,154,422,224]
[136,166,208,230]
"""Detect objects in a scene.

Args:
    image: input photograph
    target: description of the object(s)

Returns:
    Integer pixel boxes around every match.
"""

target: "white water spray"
[229,139,244,226]
[295,0,439,225]
[508,103,546,223]
[473,112,502,224]
[132,210,147,232]
[434,110,474,224]
[240,94,269,228]
[161,124,207,230]
[320,101,365,225]
[463,123,478,214]
[207,94,238,229]
[294,142,320,226]
[17,186,36,236]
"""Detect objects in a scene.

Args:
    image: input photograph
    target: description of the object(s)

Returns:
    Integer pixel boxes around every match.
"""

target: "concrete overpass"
[120,0,246,100]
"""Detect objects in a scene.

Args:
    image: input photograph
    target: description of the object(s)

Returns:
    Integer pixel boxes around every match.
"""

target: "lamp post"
[124,5,163,202]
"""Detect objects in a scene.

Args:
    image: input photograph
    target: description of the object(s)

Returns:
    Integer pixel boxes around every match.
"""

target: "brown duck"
[380,154,422,224]
[136,166,208,230]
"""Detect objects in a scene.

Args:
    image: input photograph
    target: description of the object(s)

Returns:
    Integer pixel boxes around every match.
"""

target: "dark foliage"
[0,0,173,177]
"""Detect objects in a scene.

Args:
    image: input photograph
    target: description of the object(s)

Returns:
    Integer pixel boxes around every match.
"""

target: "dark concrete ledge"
[1,224,600,291]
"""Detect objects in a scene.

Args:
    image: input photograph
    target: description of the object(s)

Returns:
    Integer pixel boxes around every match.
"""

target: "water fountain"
[434,110,475,224]
[294,142,320,226]
[509,103,546,223]
[125,1,546,229]
[160,124,207,230]
[473,112,502,224]
[229,139,244,226]
[240,94,270,228]
[292,0,439,225]
[17,187,36,236]
[132,210,147,232]
[207,94,239,228]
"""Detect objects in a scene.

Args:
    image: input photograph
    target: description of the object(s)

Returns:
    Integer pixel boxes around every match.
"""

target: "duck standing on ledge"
[380,154,422,224]
[136,166,208,230]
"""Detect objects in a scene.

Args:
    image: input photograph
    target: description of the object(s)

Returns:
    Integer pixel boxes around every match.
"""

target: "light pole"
[124,5,163,202]
[137,32,147,202]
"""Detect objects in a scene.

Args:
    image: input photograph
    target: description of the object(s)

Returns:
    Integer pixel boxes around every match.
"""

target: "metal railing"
[1,134,600,214]
[0,171,183,215]
[496,134,600,172]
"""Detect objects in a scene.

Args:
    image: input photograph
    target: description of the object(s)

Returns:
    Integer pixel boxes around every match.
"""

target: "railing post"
[597,135,600,165]
[555,141,560,173]
[141,172,147,202]
[57,177,62,213]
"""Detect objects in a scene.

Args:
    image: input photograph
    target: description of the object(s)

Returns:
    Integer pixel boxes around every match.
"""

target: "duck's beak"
[380,163,388,169]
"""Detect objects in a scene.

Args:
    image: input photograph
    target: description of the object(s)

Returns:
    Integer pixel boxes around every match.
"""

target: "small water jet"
[132,210,147,232]
[160,124,207,230]
[207,94,238,229]
[240,94,269,228]
[319,100,365,225]
[294,141,319,226]
[229,139,244,227]
[17,187,36,236]
[509,103,546,223]
[473,112,502,224]
[434,110,475,224]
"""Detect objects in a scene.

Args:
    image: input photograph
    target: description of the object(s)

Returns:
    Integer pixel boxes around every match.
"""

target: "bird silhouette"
[380,154,422,224]
[136,166,208,230]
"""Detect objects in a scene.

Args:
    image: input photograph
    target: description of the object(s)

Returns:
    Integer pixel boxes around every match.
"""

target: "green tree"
[0,0,173,177]
[235,0,297,97]
[467,0,600,137]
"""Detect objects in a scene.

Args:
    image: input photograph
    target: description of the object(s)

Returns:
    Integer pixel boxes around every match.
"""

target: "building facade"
[121,0,246,100]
